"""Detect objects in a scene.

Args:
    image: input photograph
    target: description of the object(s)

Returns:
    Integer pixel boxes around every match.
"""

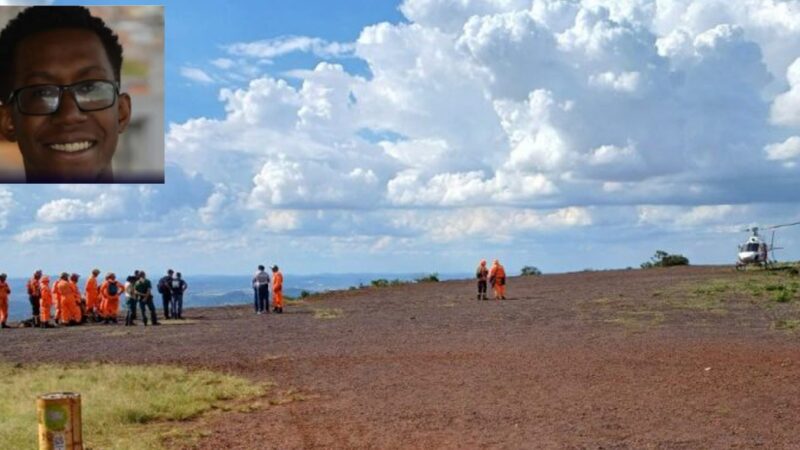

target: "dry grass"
[0,363,267,450]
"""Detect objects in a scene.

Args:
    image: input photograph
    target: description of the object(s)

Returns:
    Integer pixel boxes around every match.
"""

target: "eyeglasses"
[6,79,119,115]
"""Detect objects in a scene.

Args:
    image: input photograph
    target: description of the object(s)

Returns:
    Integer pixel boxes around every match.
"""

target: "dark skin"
[0,28,131,183]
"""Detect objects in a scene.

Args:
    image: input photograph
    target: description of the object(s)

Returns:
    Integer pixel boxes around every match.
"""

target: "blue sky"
[1,0,800,277]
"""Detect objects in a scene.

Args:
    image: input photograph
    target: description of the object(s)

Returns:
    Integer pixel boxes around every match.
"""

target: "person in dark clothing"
[170,272,187,320]
[476,259,488,301]
[252,265,270,314]
[157,269,174,320]
[27,269,42,326]
[134,270,159,326]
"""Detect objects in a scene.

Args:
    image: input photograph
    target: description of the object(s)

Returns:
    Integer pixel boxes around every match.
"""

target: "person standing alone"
[252,265,270,314]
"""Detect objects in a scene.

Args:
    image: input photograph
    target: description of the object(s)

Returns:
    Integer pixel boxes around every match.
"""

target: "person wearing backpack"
[170,272,188,320]
[100,273,124,324]
[157,269,174,320]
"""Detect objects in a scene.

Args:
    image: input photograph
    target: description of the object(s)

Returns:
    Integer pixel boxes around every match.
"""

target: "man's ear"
[0,105,17,142]
[117,92,132,134]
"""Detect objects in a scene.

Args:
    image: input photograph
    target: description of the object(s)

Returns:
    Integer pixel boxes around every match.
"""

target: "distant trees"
[415,273,439,283]
[520,266,542,276]
[641,250,690,269]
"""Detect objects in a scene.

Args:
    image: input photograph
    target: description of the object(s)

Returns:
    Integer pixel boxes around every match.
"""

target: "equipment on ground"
[736,221,800,270]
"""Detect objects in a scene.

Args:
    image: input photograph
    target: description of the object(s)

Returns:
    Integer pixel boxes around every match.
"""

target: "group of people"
[156,269,188,321]
[0,269,187,329]
[252,265,284,314]
[476,259,507,300]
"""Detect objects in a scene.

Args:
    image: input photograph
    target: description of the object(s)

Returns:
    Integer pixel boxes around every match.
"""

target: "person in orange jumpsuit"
[84,269,101,322]
[476,259,489,301]
[70,273,86,323]
[52,274,62,324]
[39,275,54,328]
[488,259,507,300]
[55,272,81,325]
[0,273,10,328]
[271,265,284,314]
[99,273,124,324]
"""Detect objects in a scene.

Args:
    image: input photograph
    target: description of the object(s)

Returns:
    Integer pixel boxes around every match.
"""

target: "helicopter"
[736,221,800,270]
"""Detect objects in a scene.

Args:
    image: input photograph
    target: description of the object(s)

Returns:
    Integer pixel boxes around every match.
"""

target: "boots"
[1,322,8,328]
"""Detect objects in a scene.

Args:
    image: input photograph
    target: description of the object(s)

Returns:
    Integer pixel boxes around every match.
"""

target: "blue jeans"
[254,285,269,312]
[172,293,183,318]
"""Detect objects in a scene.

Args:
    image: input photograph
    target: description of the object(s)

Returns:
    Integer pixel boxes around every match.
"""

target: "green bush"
[371,278,406,287]
[300,290,311,298]
[641,250,690,269]
[520,266,541,276]
[415,273,439,283]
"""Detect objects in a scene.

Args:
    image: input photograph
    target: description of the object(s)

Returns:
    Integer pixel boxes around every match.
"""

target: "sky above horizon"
[1,0,800,277]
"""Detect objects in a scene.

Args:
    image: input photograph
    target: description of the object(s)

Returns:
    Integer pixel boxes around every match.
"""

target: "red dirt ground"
[2,266,800,449]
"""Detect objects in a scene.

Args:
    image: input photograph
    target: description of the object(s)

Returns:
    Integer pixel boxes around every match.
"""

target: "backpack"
[157,277,169,294]
[107,283,119,296]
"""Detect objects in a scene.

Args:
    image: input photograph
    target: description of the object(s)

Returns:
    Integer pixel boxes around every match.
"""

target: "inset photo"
[0,5,164,183]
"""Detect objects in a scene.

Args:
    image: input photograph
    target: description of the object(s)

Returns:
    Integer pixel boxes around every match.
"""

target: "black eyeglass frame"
[5,79,121,116]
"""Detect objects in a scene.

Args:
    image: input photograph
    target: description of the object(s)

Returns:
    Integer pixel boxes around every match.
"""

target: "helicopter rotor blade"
[765,221,800,230]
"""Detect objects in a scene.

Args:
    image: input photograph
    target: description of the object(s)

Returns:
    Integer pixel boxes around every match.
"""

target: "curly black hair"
[0,6,123,101]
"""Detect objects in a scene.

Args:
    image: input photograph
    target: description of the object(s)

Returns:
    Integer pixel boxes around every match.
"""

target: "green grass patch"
[677,270,799,307]
[313,308,343,320]
[0,363,266,450]
[772,319,800,331]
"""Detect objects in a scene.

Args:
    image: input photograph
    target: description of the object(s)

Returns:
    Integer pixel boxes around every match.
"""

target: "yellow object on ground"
[38,392,82,450]
[0,363,267,450]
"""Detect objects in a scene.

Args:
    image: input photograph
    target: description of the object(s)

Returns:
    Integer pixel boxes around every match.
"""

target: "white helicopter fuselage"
[737,235,767,265]
[737,250,759,263]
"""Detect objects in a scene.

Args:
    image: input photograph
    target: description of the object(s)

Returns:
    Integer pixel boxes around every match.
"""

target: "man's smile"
[47,140,97,153]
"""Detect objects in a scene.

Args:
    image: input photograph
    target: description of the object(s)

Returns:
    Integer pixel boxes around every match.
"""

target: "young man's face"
[0,28,131,182]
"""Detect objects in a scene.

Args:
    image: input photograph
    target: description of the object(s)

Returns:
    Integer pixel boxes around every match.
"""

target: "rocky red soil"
[2,266,800,449]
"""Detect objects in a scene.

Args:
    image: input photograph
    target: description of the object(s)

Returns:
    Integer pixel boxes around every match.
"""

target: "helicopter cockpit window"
[746,243,760,252]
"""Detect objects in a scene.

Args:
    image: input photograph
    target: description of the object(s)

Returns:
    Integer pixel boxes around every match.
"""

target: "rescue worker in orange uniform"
[84,269,101,322]
[55,272,81,325]
[39,275,55,328]
[271,265,284,314]
[0,273,10,328]
[100,273,124,324]
[52,274,62,324]
[70,273,86,323]
[488,259,507,300]
[27,270,43,326]
[476,259,489,301]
